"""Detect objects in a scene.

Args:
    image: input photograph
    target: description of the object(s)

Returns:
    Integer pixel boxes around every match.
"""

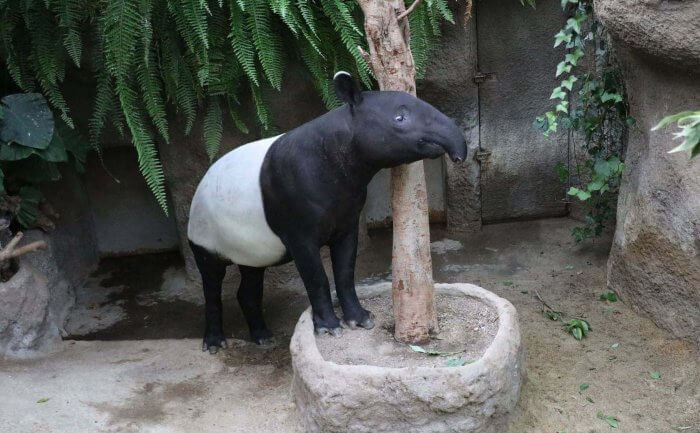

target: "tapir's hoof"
[315,326,343,337]
[251,329,277,346]
[255,337,277,347]
[202,334,228,354]
[342,311,375,330]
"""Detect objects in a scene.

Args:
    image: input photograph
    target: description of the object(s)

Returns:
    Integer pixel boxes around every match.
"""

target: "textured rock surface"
[1,168,99,358]
[595,0,700,68]
[598,3,700,346]
[0,264,51,357]
[291,283,524,433]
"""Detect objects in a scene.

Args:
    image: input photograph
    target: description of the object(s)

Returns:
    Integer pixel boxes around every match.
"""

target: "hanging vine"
[535,0,634,242]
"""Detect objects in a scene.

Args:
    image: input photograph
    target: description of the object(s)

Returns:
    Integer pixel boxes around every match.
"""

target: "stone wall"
[597,0,700,345]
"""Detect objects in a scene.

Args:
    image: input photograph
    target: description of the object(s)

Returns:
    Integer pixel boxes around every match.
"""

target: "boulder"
[598,0,700,345]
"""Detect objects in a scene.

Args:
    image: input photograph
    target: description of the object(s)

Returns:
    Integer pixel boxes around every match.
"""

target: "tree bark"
[356,0,437,343]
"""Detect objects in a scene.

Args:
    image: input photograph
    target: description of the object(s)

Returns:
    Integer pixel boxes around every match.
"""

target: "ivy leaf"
[565,17,581,34]
[601,92,623,104]
[556,61,572,77]
[554,30,572,48]
[565,48,584,66]
[568,187,591,201]
[556,101,569,114]
[550,87,567,100]
[561,75,578,90]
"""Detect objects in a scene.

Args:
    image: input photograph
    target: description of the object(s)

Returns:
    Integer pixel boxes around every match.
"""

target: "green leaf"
[604,416,619,428]
[565,17,581,34]
[586,396,594,403]
[601,92,623,104]
[0,93,55,149]
[567,187,591,201]
[611,342,620,348]
[649,371,661,380]
[572,327,583,340]
[17,186,42,228]
[445,358,468,367]
[556,61,572,77]
[550,87,567,100]
[599,292,618,302]
[579,383,589,392]
[561,75,578,90]
[554,30,572,48]
[409,344,427,354]
[556,101,569,114]
[554,162,569,183]
[36,398,50,404]
[564,48,584,66]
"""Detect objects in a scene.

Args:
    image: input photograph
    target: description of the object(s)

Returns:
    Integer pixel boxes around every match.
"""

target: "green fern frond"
[103,0,141,80]
[136,49,170,143]
[115,77,169,214]
[409,2,429,79]
[203,97,223,160]
[296,0,318,37]
[227,97,249,134]
[249,82,270,129]
[433,0,454,24]
[175,61,198,134]
[320,0,372,87]
[89,70,116,148]
[245,0,284,90]
[229,0,260,86]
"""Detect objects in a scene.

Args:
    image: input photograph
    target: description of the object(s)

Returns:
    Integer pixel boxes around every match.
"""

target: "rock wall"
[597,0,700,345]
[1,167,99,358]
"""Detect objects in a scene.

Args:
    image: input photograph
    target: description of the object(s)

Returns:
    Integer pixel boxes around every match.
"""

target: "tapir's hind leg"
[189,241,230,354]
[237,265,275,345]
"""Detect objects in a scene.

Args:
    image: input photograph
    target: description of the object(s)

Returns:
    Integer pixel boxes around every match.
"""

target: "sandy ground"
[1,218,698,433]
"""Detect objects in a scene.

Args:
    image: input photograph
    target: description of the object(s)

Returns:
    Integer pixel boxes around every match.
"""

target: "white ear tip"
[333,71,352,80]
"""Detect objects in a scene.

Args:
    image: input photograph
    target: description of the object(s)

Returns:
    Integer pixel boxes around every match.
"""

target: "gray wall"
[84,147,179,256]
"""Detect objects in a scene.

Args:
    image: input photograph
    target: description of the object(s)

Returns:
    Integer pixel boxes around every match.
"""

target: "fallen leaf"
[649,371,661,380]
[586,396,594,403]
[605,416,619,428]
[36,398,49,403]
[579,383,589,392]
[611,342,620,348]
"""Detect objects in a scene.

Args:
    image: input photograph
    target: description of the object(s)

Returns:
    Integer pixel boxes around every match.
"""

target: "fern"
[229,0,259,86]
[0,0,460,212]
[246,0,284,90]
[203,97,223,159]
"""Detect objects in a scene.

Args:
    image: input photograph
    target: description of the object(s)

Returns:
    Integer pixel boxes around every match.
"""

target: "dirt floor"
[1,218,698,433]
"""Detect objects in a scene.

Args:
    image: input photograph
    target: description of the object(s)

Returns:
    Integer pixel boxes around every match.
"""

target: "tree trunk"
[356,0,437,343]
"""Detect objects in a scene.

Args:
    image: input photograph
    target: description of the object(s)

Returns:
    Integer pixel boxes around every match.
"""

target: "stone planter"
[290,282,524,433]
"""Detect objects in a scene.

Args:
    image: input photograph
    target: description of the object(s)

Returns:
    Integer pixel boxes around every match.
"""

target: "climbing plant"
[535,0,633,242]
[0,0,455,213]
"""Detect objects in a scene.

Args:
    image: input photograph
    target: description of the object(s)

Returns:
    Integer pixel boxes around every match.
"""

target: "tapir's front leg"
[330,226,374,329]
[286,238,342,335]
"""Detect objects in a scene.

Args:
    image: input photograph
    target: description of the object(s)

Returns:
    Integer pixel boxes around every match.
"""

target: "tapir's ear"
[333,71,363,106]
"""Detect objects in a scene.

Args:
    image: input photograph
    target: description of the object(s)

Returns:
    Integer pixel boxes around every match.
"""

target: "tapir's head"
[334,71,468,167]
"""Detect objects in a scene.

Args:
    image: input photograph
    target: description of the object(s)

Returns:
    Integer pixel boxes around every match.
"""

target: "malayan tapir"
[187,72,468,353]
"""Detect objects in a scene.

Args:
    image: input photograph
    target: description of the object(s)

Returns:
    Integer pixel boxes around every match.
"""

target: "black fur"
[191,73,468,352]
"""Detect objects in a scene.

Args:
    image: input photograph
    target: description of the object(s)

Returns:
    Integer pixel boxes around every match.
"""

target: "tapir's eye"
[395,114,405,122]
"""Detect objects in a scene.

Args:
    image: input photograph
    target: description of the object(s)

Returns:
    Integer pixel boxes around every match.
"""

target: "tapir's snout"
[436,118,468,163]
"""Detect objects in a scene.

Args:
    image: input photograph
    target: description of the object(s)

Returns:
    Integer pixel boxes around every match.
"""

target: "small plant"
[652,111,700,159]
[599,291,618,302]
[565,318,591,340]
[0,93,89,230]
